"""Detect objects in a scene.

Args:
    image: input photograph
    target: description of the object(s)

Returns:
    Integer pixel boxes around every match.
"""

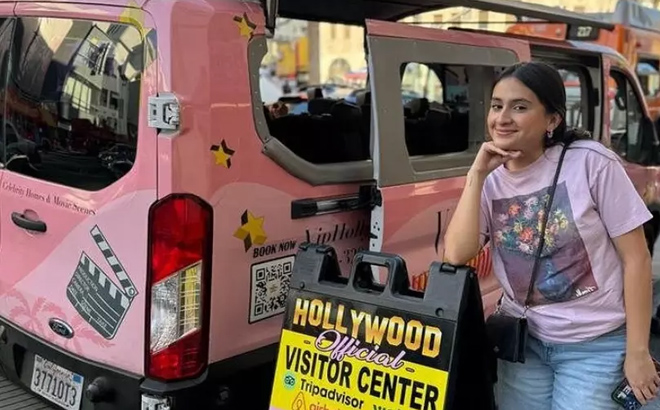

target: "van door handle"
[290,185,378,219]
[11,212,47,233]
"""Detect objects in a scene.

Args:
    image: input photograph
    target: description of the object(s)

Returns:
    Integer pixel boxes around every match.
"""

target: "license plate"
[30,355,84,410]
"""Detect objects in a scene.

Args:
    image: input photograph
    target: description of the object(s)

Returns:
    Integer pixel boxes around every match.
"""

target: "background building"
[260,0,660,102]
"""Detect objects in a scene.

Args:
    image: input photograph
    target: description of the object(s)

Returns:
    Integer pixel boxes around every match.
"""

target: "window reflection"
[6,17,143,191]
[609,72,644,161]
[0,18,15,166]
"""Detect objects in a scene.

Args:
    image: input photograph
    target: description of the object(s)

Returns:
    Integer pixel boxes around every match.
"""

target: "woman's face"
[488,77,559,152]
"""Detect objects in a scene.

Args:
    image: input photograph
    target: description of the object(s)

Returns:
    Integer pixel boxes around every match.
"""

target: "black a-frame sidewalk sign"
[269,243,496,410]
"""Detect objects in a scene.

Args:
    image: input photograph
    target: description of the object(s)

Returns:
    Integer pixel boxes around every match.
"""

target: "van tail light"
[146,194,213,381]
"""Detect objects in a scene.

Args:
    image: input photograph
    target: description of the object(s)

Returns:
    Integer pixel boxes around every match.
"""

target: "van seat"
[330,101,365,161]
[268,98,371,163]
[355,91,372,157]
[354,90,370,107]
[307,87,324,100]
[404,98,429,119]
[405,106,452,156]
[308,98,337,115]
[268,91,467,162]
[443,111,469,153]
[268,112,346,163]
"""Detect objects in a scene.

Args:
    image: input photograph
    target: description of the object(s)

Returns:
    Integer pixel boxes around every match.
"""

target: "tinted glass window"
[6,17,143,190]
[559,69,584,129]
[0,18,14,165]
[401,62,443,104]
[400,62,470,157]
[258,18,370,164]
[610,71,644,162]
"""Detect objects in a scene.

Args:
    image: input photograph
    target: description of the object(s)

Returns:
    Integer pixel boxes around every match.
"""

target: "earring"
[546,129,553,139]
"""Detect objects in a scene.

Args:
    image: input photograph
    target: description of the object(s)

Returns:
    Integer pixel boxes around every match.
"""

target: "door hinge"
[360,184,382,208]
[148,93,180,131]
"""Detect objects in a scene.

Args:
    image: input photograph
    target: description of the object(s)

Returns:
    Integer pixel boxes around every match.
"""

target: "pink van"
[0,0,659,409]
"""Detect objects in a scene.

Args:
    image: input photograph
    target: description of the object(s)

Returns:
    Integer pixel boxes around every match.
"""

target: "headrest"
[308,98,336,116]
[354,90,371,106]
[307,87,324,100]
[331,101,361,119]
[404,98,429,119]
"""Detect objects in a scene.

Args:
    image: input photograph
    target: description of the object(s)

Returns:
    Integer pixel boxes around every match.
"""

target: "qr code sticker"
[249,255,296,323]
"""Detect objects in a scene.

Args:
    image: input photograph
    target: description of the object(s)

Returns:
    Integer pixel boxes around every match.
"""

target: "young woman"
[444,61,660,409]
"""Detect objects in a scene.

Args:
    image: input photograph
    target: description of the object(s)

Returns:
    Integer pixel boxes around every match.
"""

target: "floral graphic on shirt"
[492,182,597,305]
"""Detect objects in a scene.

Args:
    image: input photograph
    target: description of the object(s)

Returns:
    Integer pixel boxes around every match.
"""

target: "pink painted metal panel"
[0,2,159,375]
[365,18,532,61]
[17,0,148,7]
[161,1,372,363]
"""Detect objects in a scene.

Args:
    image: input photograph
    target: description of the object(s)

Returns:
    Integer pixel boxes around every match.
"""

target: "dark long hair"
[495,62,591,147]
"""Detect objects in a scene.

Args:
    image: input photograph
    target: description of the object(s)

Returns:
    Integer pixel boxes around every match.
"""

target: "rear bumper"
[0,318,277,410]
[0,318,141,409]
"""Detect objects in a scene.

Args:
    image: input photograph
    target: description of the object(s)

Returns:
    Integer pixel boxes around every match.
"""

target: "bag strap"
[523,143,570,312]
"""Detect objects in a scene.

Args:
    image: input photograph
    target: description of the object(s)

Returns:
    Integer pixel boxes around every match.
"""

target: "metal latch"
[361,184,382,207]
[148,93,180,131]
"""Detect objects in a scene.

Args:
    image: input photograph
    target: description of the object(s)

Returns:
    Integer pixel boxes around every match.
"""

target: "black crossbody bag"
[484,143,569,364]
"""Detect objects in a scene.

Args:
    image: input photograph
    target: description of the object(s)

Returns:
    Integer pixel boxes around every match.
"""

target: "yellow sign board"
[269,295,451,410]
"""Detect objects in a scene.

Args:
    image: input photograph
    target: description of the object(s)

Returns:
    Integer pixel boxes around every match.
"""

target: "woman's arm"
[612,226,659,403]
[444,142,519,265]
[443,169,486,265]
[612,227,652,354]
[590,153,658,403]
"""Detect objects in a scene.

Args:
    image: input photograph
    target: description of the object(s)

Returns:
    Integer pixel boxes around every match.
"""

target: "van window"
[258,19,370,164]
[5,17,143,191]
[401,63,443,104]
[637,60,660,97]
[559,68,584,128]
[400,62,469,156]
[610,70,644,162]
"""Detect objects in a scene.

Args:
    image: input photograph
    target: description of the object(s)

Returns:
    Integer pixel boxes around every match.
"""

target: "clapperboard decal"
[66,225,137,339]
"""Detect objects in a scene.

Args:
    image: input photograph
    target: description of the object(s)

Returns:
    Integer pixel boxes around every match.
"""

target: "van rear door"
[365,20,529,307]
[0,5,157,383]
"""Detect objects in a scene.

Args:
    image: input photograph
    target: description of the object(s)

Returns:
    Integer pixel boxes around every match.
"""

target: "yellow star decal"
[210,140,235,168]
[233,12,256,40]
[234,210,267,252]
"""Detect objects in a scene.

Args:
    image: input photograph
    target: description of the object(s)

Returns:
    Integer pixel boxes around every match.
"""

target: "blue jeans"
[495,326,627,410]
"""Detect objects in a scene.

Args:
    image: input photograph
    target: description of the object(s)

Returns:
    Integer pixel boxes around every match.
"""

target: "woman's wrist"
[467,167,488,182]
[627,345,651,356]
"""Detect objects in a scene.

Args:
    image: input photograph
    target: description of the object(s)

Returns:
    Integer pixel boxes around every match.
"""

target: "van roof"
[451,25,625,60]
[278,0,615,31]
[23,0,151,8]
